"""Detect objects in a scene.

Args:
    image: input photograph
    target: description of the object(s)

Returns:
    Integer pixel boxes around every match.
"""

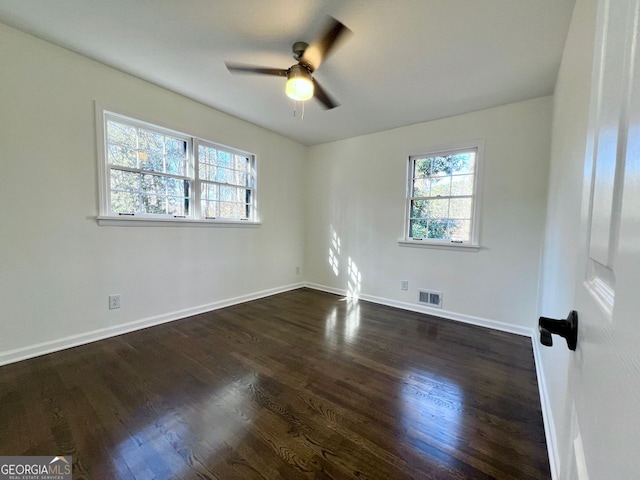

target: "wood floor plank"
[0,288,550,479]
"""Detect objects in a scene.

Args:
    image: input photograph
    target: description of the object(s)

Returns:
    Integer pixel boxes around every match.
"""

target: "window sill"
[96,216,261,228]
[397,240,480,251]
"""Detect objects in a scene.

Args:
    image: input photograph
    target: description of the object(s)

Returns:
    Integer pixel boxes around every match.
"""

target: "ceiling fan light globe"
[285,65,314,101]
[286,77,314,101]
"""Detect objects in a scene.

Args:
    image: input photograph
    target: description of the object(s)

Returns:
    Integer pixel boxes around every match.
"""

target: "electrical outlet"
[401,280,409,291]
[296,266,300,275]
[109,294,121,310]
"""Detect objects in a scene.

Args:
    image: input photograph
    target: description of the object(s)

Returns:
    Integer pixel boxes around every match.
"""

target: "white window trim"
[397,239,480,251]
[95,215,261,227]
[94,103,260,227]
[399,139,484,249]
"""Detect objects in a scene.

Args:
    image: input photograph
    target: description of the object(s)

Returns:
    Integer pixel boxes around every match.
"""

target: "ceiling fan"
[225,17,351,109]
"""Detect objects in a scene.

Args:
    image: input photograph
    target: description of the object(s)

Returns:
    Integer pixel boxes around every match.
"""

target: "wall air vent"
[418,289,442,308]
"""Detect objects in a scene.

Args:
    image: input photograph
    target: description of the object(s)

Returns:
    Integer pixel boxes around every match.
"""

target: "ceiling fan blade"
[225,63,288,77]
[313,79,339,109]
[300,17,351,72]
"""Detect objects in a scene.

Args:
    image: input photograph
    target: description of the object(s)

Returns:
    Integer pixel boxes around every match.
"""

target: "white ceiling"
[0,0,575,146]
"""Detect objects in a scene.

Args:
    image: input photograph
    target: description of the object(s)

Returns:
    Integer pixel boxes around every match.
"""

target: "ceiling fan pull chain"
[292,100,304,121]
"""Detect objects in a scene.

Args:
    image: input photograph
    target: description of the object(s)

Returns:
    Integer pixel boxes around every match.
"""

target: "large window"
[405,142,482,246]
[98,111,257,224]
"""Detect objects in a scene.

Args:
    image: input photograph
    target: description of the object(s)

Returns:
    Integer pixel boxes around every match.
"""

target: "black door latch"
[538,310,578,351]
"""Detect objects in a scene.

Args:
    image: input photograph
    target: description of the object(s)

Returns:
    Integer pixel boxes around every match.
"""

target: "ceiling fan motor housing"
[287,64,312,81]
[292,42,308,61]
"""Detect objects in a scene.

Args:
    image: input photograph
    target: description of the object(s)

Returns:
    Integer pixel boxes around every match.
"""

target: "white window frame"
[194,138,258,222]
[95,106,259,227]
[400,139,484,250]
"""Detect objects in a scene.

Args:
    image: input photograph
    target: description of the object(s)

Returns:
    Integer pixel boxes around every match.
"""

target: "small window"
[98,111,257,224]
[405,142,482,246]
[197,141,255,220]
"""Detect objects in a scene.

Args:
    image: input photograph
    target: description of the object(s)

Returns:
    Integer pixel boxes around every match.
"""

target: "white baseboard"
[531,335,560,480]
[0,282,305,367]
[304,282,534,337]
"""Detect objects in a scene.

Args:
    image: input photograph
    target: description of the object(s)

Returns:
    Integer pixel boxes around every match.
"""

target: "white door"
[563,0,640,478]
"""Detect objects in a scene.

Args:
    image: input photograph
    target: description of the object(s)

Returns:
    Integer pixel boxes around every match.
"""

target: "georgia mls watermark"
[0,456,71,480]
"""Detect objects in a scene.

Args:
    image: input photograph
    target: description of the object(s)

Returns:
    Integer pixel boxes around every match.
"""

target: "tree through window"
[406,143,481,246]
[100,111,257,223]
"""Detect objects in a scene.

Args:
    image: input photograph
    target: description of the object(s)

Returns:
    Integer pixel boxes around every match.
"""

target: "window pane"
[110,171,189,216]
[142,174,167,195]
[426,219,455,239]
[219,202,246,218]
[219,167,243,185]
[201,200,217,218]
[107,121,137,149]
[165,178,188,197]
[235,172,248,187]
[199,145,215,165]
[221,185,242,202]
[410,219,428,239]
[451,174,474,195]
[450,152,475,174]
[201,183,218,201]
[233,155,250,172]
[215,167,238,185]
[200,163,216,182]
[429,176,451,197]
[140,194,167,215]
[111,169,140,192]
[411,200,429,218]
[111,191,138,214]
[429,156,451,176]
[428,198,450,219]
[107,119,190,177]
[166,138,188,176]
[449,198,472,219]
[139,151,164,173]
[413,158,430,178]
[411,218,459,240]
[217,150,232,168]
[201,182,251,219]
[199,163,208,181]
[449,219,471,242]
[107,144,137,168]
[412,178,430,197]
[138,129,163,155]
[167,196,188,216]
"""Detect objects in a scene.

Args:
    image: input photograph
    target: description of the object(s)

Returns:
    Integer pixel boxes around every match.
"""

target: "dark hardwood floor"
[0,288,550,479]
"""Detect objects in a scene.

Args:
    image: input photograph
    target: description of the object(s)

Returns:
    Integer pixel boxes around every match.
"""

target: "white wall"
[0,24,307,363]
[305,97,552,330]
